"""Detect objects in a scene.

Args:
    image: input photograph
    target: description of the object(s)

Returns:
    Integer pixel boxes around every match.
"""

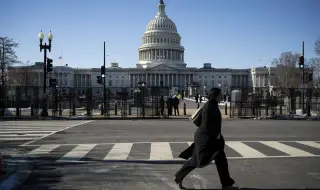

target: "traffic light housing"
[47,58,53,72]
[305,73,313,83]
[101,66,105,77]
[97,76,103,84]
[299,56,304,69]
[49,78,57,88]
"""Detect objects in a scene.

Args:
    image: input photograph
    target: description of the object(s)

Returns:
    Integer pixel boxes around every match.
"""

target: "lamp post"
[38,30,53,117]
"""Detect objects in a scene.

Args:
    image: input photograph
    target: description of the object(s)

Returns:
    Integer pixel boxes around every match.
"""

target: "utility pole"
[103,41,107,116]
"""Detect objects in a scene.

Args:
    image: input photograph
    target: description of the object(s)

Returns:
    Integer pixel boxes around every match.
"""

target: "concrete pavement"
[0,119,318,189]
[17,157,320,190]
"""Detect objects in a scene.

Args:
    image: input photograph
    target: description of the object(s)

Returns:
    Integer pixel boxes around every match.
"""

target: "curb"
[0,155,33,190]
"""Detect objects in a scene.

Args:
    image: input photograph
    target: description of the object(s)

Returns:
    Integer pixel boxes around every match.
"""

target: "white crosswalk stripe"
[226,141,266,158]
[0,121,90,142]
[104,143,133,160]
[20,141,320,163]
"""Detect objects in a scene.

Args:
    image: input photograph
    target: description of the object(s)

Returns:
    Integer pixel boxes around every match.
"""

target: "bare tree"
[308,57,320,87]
[271,51,301,88]
[8,61,35,86]
[0,37,19,86]
[315,37,320,56]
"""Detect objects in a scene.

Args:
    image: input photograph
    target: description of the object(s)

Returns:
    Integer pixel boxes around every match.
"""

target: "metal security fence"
[0,86,174,119]
[229,86,320,118]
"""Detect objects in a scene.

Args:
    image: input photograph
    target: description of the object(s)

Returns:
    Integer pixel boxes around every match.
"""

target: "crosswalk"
[21,141,320,163]
[0,121,91,142]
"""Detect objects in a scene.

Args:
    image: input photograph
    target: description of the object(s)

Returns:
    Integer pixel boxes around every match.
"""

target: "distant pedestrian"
[195,93,199,104]
[174,87,235,189]
[166,96,172,116]
[159,96,165,116]
[173,96,179,116]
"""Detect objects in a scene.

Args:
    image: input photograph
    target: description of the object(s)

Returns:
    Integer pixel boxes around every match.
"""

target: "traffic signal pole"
[302,41,305,114]
[41,44,48,117]
[103,41,107,116]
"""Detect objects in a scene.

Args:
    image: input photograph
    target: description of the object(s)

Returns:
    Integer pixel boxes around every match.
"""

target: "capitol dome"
[137,0,186,69]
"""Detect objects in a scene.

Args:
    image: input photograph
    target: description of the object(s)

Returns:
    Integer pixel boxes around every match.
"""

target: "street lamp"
[38,30,53,117]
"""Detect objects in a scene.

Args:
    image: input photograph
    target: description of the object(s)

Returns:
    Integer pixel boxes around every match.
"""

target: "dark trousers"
[174,106,179,116]
[175,150,231,185]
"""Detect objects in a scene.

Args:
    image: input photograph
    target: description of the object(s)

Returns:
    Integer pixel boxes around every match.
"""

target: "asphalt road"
[5,119,319,189]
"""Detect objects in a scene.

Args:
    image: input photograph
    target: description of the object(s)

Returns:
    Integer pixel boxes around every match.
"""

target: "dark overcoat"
[179,99,225,168]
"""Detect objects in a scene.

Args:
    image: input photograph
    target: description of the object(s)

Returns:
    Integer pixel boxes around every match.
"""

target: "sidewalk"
[184,97,231,106]
[0,149,33,190]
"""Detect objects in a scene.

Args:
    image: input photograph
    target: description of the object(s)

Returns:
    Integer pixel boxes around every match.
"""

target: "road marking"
[226,141,266,157]
[296,141,320,149]
[0,137,38,141]
[260,141,314,157]
[0,134,48,137]
[104,143,132,160]
[0,126,65,129]
[20,140,320,147]
[56,144,96,162]
[22,120,94,146]
[0,131,55,133]
[150,142,173,160]
[27,144,60,155]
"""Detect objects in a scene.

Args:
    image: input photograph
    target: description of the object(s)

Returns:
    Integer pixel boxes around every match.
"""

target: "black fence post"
[225,102,228,115]
[290,88,296,114]
[59,102,62,116]
[115,103,118,115]
[15,86,20,118]
[307,89,312,117]
[86,88,92,116]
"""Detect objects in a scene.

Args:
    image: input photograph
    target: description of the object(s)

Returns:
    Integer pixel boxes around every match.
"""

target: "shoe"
[174,177,184,189]
[222,178,235,188]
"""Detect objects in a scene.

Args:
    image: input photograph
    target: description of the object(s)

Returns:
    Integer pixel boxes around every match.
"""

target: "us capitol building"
[8,0,277,97]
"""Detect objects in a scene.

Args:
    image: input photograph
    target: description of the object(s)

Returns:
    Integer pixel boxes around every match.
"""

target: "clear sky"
[1,0,319,69]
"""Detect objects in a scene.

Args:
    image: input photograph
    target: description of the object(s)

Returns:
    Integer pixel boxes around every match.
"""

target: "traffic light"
[49,78,57,88]
[305,73,313,83]
[299,56,304,69]
[47,58,53,72]
[97,76,103,84]
[101,66,105,77]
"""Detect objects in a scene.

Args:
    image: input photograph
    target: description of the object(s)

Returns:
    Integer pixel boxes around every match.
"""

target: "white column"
[184,74,188,85]
[171,74,174,87]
